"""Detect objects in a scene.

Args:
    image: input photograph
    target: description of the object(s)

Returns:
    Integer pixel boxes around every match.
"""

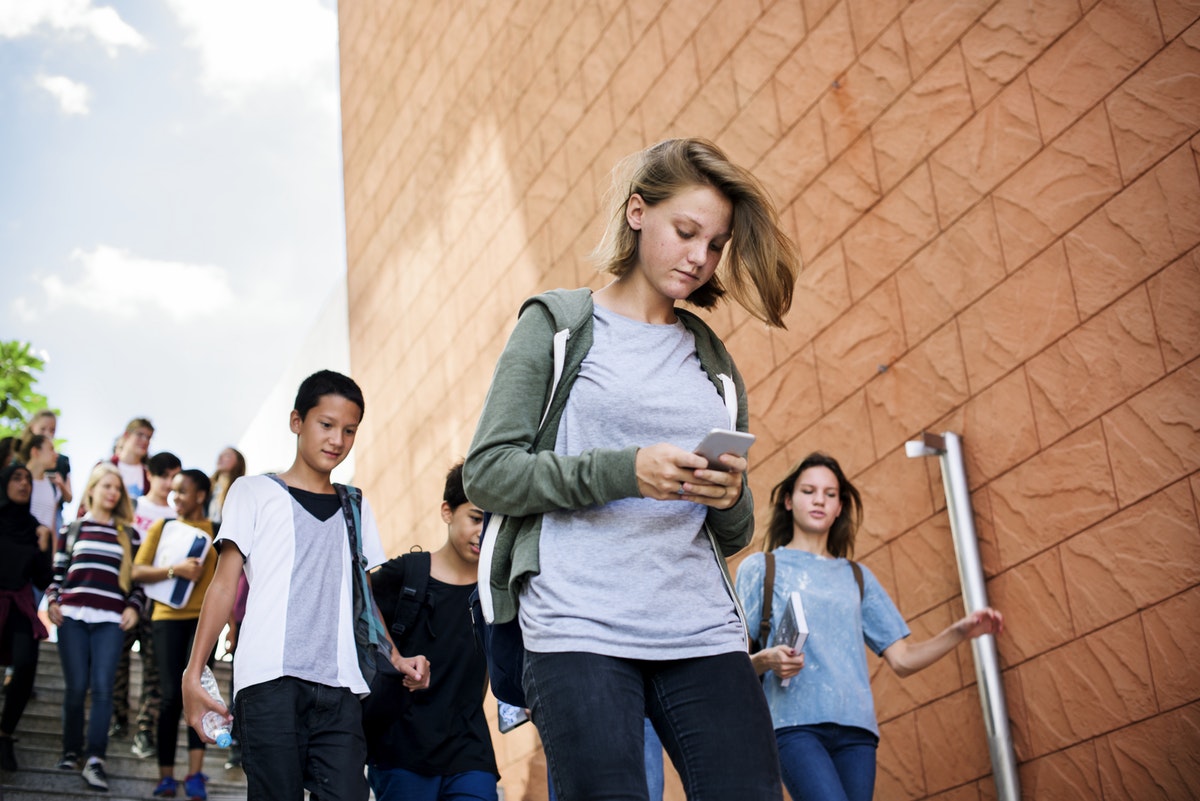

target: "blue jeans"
[548,718,663,801]
[776,723,879,801]
[368,767,498,801]
[57,616,126,759]
[525,650,781,801]
[234,676,368,801]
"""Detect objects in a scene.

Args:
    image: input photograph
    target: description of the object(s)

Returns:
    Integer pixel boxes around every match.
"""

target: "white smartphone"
[693,429,757,470]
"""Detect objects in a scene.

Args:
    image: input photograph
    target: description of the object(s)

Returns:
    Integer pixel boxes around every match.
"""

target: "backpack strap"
[476,324,570,624]
[335,483,390,685]
[850,560,864,602]
[63,520,82,555]
[389,551,432,647]
[116,524,134,595]
[755,551,775,650]
[717,373,737,429]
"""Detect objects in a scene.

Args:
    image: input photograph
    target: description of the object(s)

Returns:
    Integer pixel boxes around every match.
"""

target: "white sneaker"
[81,758,108,791]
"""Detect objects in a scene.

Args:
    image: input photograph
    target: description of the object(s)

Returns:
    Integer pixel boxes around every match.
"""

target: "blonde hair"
[84,463,134,528]
[591,138,799,327]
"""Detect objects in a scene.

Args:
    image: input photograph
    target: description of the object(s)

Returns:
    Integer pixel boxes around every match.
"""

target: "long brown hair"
[591,138,799,327]
[210,447,246,485]
[765,452,863,558]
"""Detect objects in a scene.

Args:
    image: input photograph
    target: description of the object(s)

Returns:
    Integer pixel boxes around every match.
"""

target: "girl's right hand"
[752,644,806,679]
[635,443,711,500]
[47,601,63,626]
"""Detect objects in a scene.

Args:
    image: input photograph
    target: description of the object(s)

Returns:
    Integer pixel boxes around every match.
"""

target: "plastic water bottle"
[199,666,233,748]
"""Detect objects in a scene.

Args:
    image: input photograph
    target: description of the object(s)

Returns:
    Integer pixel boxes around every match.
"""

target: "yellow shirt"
[133,518,218,621]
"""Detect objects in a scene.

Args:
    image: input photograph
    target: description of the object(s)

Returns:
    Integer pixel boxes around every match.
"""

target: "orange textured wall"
[338,1,1200,798]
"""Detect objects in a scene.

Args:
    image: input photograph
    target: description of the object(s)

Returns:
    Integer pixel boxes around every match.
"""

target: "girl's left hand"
[119,607,139,631]
[36,525,52,552]
[957,608,1004,640]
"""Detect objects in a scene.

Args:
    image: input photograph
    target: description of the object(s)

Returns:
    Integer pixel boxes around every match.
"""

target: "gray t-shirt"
[520,304,746,659]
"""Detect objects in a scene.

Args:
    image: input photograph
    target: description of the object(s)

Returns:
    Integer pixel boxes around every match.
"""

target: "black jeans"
[524,650,782,801]
[152,618,205,768]
[0,612,38,735]
[234,676,368,801]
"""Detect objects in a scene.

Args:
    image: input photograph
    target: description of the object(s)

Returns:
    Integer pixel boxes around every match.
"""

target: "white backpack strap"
[479,326,571,622]
[718,373,737,429]
[476,513,503,620]
[539,328,570,430]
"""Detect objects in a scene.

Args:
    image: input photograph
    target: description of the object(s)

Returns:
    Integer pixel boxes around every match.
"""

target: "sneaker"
[131,729,155,759]
[81,758,108,791]
[107,719,128,739]
[0,736,16,771]
[153,776,179,797]
[56,752,80,770]
[183,771,208,801]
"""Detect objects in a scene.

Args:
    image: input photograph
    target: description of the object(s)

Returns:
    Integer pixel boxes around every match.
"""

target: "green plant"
[0,340,52,439]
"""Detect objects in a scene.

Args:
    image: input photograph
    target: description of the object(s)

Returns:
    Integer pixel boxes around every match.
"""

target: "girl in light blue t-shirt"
[735,452,1004,801]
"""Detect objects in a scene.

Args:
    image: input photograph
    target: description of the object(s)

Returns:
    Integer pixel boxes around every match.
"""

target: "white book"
[143,520,212,609]
[774,591,809,687]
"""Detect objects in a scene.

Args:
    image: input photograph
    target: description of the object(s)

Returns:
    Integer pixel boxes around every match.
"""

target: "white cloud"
[36,74,91,114]
[0,0,147,56]
[165,0,337,107]
[38,245,236,320]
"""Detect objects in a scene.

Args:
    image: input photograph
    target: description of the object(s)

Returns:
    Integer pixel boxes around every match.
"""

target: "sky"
[0,0,352,510]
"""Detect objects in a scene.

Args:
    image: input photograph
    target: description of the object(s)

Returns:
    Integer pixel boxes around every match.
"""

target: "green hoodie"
[464,288,754,625]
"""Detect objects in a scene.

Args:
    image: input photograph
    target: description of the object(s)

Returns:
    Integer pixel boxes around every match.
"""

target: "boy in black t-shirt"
[365,461,499,801]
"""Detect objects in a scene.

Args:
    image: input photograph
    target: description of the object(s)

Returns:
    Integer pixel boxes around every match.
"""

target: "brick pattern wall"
[338,0,1200,798]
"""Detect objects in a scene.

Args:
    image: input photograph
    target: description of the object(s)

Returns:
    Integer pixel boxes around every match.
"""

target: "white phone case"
[693,429,756,469]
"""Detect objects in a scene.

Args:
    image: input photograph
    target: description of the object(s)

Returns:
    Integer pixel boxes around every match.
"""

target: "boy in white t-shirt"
[78,418,153,518]
[111,418,154,500]
[182,370,430,801]
[132,453,181,537]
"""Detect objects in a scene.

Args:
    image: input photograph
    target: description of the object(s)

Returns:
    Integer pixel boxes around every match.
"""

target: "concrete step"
[2,639,246,798]
[0,763,247,800]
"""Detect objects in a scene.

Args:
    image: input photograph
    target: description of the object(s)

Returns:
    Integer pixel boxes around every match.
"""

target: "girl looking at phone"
[736,452,1003,801]
[465,138,799,800]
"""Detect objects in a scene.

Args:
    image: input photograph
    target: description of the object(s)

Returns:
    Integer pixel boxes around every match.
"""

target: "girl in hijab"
[0,463,54,771]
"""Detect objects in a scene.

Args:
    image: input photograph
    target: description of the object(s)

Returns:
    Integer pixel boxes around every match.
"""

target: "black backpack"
[370,550,432,651]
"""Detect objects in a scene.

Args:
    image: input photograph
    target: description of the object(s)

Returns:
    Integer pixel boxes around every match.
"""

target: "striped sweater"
[47,519,143,617]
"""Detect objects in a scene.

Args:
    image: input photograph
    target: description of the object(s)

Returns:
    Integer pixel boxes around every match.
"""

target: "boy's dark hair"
[294,370,365,421]
[443,460,468,510]
[148,451,182,477]
[179,468,211,505]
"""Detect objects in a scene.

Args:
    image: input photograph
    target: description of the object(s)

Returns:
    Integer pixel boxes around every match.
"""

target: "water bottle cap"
[215,732,232,748]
